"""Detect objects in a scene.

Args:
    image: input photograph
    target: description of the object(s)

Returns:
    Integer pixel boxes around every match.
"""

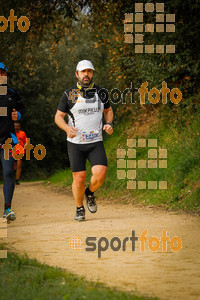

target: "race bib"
[80,130,100,142]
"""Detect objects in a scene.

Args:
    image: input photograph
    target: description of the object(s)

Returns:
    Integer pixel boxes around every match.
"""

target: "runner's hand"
[12,109,18,121]
[103,124,113,135]
[66,126,78,138]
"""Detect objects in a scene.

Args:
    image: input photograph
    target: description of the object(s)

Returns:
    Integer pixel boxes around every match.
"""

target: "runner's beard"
[80,77,93,87]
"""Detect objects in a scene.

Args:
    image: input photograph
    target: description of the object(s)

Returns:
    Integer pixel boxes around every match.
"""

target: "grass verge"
[0,248,157,300]
[48,101,200,214]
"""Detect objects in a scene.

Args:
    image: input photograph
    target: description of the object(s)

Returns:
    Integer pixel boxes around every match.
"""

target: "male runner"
[55,60,113,221]
[0,62,24,221]
[14,121,27,185]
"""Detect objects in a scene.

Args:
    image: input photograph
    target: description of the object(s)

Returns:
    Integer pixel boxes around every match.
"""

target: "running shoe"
[3,208,16,221]
[74,206,85,221]
[85,190,97,213]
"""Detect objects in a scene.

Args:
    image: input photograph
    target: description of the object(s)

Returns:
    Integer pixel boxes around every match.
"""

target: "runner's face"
[76,69,93,86]
[14,123,20,132]
[0,69,7,85]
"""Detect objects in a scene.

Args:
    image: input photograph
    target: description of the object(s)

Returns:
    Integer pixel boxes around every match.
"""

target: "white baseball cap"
[76,60,95,72]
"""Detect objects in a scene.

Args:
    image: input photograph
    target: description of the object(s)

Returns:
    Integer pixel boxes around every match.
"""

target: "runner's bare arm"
[103,107,114,135]
[55,110,78,138]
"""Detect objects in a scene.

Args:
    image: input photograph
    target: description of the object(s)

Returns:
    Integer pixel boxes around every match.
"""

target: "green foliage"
[0,251,156,300]
[85,0,200,95]
[0,0,199,213]
[48,169,72,186]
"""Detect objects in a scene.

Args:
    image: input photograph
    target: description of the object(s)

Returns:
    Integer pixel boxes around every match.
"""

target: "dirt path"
[0,182,200,300]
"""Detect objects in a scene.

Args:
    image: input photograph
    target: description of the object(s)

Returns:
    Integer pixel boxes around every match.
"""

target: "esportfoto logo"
[0,9,30,33]
[124,2,175,53]
[1,138,46,161]
[69,230,182,258]
[66,82,182,106]
[117,138,168,190]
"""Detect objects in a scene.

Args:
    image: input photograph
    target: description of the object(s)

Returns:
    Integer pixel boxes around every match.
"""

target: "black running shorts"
[67,141,107,172]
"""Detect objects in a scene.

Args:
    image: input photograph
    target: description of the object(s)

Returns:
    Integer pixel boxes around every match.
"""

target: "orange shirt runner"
[15,130,27,155]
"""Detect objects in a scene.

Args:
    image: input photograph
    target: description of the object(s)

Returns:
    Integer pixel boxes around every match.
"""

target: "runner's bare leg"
[89,165,107,192]
[72,171,86,207]
[16,160,22,181]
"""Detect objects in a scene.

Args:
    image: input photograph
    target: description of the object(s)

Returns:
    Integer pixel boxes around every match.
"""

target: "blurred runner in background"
[14,121,27,185]
[0,62,24,221]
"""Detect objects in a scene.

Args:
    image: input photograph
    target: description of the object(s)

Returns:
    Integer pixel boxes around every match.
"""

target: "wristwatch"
[106,122,113,127]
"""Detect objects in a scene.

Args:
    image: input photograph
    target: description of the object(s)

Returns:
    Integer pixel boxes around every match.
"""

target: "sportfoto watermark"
[1,138,46,161]
[1,74,182,105]
[117,138,167,190]
[0,218,7,259]
[66,81,182,106]
[69,230,182,258]
[0,9,30,32]
[0,75,7,95]
[0,81,46,161]
[138,81,182,104]
[124,2,175,53]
